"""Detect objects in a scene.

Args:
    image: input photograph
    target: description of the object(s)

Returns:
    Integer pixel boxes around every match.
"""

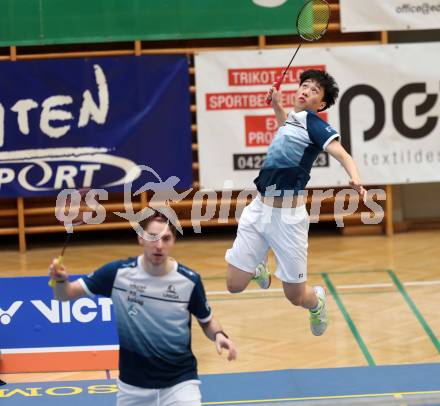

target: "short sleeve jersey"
[254,109,340,196]
[79,257,212,389]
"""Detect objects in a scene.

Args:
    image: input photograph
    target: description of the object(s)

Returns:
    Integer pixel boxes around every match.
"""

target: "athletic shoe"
[253,262,271,289]
[309,286,328,336]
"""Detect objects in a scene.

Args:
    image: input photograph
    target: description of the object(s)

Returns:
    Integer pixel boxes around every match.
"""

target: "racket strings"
[297,0,330,42]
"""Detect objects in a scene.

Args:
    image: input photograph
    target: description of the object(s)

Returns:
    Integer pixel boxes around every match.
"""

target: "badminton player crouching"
[49,211,237,406]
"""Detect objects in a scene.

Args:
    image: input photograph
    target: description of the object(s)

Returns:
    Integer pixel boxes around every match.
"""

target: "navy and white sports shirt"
[79,256,212,388]
[254,109,340,196]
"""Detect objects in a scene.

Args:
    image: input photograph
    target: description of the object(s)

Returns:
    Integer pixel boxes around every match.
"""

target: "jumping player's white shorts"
[225,196,309,283]
[116,379,201,406]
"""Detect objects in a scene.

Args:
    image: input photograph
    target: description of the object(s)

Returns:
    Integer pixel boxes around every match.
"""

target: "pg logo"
[339,82,438,153]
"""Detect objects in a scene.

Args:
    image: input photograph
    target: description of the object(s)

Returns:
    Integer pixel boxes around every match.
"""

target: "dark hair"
[299,69,339,112]
[138,210,177,237]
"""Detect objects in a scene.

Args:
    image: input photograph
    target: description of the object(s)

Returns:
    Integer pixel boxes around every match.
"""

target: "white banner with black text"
[340,0,440,32]
[195,43,440,190]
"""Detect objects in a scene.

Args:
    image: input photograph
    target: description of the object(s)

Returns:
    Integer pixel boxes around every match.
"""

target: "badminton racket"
[266,0,331,104]
[49,188,89,287]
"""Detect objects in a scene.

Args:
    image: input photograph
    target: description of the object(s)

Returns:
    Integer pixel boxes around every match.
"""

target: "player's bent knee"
[226,264,251,293]
[226,278,246,293]
[286,294,304,307]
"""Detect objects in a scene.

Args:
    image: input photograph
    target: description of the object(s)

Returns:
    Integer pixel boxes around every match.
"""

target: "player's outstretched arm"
[326,140,367,200]
[48,258,87,301]
[267,84,287,127]
[199,318,237,361]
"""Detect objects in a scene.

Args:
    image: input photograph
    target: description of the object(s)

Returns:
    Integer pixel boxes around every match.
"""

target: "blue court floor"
[1,363,440,405]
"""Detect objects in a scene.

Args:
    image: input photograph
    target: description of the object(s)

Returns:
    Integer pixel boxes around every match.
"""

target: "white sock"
[310,289,322,312]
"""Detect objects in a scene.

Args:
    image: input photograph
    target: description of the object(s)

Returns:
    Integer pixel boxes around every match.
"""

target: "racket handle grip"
[265,78,282,105]
[48,256,64,287]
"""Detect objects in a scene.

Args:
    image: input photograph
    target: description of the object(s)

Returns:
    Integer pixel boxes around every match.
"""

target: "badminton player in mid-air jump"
[225,69,366,336]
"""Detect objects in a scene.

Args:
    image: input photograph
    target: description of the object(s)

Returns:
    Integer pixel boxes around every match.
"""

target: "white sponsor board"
[340,0,440,32]
[195,43,440,189]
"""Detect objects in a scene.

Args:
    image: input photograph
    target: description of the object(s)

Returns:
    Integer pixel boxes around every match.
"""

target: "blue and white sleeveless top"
[79,257,212,388]
[254,109,340,196]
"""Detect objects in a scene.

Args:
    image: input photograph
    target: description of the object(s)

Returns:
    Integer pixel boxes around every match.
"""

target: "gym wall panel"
[0,0,303,46]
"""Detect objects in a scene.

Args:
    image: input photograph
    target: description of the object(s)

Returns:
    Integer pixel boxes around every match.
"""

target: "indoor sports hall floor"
[1,228,440,405]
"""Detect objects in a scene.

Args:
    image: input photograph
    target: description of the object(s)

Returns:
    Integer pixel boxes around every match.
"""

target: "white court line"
[337,283,392,289]
[339,280,440,289]
[206,280,440,296]
[405,280,440,287]
[207,288,284,295]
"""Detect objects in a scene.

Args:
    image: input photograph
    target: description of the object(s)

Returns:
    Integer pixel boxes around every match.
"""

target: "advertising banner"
[195,43,440,189]
[0,275,118,372]
[0,55,192,197]
[340,0,440,32]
